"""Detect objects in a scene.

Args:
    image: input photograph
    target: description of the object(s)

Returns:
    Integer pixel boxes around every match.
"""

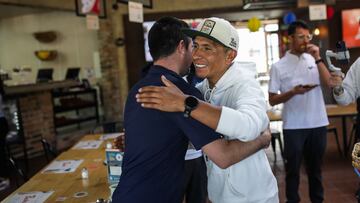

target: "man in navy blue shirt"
[112,17,270,203]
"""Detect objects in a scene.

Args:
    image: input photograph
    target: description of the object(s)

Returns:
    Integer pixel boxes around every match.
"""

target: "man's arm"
[307,44,335,88]
[137,75,267,139]
[202,128,271,169]
[268,85,316,106]
[331,58,360,105]
[113,126,272,169]
[137,75,222,130]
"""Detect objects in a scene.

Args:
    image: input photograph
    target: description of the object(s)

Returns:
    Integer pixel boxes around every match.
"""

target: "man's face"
[192,36,230,85]
[290,27,313,54]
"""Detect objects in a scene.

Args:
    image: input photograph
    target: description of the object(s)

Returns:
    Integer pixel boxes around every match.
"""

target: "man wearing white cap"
[137,17,278,203]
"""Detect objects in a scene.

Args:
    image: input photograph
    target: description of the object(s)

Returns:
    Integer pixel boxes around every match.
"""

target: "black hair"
[186,63,203,86]
[148,16,191,61]
[287,20,310,36]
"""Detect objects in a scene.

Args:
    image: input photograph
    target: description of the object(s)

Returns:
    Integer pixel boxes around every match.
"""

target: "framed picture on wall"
[117,0,153,9]
[342,8,360,48]
[75,0,107,19]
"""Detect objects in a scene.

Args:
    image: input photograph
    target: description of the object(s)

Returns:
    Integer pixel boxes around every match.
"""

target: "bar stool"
[270,128,284,162]
[5,131,28,175]
[327,125,342,156]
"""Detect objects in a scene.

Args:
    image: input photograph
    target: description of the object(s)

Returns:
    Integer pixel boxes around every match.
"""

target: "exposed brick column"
[98,16,126,122]
[18,92,55,158]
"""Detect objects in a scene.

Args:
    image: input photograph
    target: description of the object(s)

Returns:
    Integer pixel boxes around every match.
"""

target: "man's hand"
[329,72,343,88]
[291,84,316,95]
[113,132,125,151]
[258,128,271,149]
[136,75,187,112]
[306,44,321,60]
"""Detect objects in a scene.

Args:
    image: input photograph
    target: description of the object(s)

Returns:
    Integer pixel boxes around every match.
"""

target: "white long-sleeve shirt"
[197,62,278,203]
[334,57,360,105]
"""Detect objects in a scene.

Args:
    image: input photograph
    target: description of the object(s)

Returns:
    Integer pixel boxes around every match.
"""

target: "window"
[233,20,279,74]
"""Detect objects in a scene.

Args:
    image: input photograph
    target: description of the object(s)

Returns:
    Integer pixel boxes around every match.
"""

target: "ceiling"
[0,4,49,19]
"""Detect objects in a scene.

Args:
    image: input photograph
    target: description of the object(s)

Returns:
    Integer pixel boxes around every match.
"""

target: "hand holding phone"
[301,84,319,88]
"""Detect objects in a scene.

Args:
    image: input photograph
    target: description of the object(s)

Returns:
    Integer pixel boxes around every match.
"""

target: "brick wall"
[11,92,55,158]
[98,18,125,122]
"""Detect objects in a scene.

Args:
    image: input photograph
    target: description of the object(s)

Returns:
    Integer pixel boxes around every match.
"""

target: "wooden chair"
[348,98,360,154]
[102,121,123,133]
[7,156,27,187]
[91,121,123,134]
[327,125,343,156]
[41,138,58,163]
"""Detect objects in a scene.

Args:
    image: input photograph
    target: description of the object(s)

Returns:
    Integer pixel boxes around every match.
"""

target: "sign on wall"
[118,0,152,9]
[75,0,107,19]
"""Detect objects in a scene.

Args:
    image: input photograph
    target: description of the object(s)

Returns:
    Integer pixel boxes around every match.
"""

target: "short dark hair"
[287,20,310,36]
[148,16,191,61]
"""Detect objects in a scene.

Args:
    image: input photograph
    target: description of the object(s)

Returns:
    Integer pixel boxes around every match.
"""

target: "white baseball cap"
[182,17,239,51]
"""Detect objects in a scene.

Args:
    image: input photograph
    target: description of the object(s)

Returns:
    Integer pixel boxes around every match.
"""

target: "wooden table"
[267,103,357,156]
[326,103,357,155]
[2,134,112,203]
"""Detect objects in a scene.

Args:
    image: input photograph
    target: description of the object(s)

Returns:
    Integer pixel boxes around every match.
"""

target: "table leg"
[342,116,348,156]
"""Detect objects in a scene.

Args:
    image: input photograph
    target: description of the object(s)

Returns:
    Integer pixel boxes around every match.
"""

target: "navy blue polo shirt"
[112,65,221,203]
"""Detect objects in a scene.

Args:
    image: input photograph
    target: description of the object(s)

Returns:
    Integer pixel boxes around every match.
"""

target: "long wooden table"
[267,103,357,156]
[2,134,111,203]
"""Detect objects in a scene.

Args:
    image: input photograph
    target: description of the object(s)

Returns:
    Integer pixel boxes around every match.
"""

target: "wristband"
[315,58,324,65]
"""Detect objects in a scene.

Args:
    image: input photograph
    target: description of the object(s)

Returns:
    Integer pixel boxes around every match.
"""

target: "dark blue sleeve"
[169,112,221,150]
[162,74,221,149]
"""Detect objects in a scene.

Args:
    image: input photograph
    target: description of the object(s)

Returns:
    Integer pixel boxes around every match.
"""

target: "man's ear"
[225,50,237,65]
[178,40,186,55]
[288,36,292,43]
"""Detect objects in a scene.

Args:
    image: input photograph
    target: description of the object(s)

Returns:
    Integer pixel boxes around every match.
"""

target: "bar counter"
[4,81,80,158]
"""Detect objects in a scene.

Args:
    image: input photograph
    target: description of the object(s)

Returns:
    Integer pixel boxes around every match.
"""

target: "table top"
[267,103,357,122]
[2,134,112,203]
[326,103,357,117]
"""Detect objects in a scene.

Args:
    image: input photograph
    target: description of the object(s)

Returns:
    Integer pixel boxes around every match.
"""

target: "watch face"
[186,96,198,108]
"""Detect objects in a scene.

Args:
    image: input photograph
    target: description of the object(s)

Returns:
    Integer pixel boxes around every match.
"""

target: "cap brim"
[181,28,227,49]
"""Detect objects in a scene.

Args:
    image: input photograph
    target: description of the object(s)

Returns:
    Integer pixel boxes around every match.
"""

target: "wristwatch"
[184,96,199,118]
[333,86,344,96]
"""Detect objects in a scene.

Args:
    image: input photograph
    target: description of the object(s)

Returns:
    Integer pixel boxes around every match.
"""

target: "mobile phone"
[302,84,319,88]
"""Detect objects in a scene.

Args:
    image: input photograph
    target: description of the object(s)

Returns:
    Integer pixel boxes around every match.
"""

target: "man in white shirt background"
[268,20,338,203]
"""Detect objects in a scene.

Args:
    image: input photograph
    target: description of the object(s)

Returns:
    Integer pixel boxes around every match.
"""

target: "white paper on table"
[42,160,83,174]
[326,104,337,108]
[6,191,54,203]
[73,140,103,149]
[100,133,123,140]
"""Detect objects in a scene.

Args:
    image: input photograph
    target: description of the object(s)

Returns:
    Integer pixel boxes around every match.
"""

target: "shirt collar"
[148,65,181,79]
[286,50,307,61]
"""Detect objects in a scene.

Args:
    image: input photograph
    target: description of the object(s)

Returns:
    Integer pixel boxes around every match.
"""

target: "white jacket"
[197,62,278,203]
[334,57,360,105]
